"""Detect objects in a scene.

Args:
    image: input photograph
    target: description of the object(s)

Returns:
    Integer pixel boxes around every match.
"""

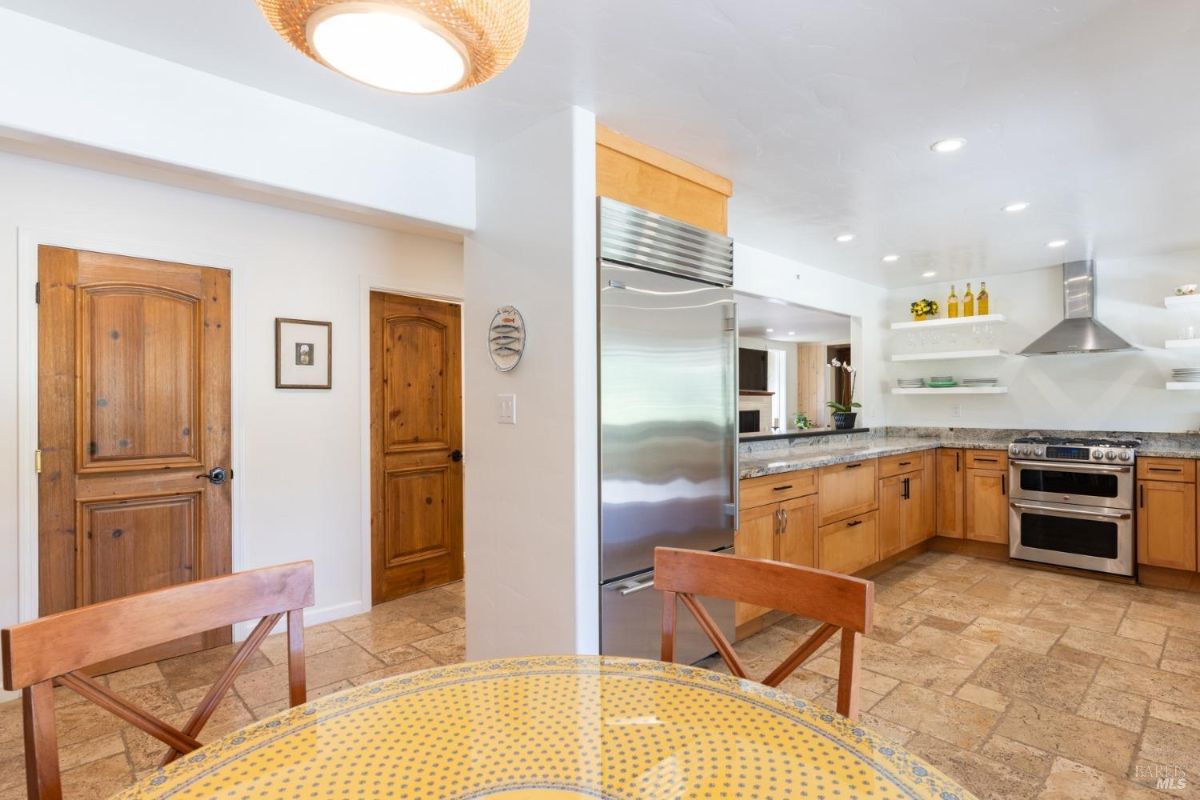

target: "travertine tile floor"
[2,554,1198,799]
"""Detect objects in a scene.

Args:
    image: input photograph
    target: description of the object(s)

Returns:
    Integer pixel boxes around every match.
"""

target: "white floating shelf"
[891,349,1007,362]
[1165,339,1200,349]
[1164,294,1200,309]
[1166,382,1200,391]
[891,386,1008,395]
[890,314,1006,331]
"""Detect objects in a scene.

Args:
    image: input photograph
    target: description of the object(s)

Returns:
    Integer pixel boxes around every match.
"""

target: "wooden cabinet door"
[818,459,878,525]
[936,449,965,537]
[370,292,463,603]
[965,468,1009,544]
[777,494,817,568]
[818,512,878,575]
[922,449,937,537]
[878,475,904,559]
[902,472,929,548]
[734,503,779,624]
[1137,480,1197,570]
[38,247,232,663]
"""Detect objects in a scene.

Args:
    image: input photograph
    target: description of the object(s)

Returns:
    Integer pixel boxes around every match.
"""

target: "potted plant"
[793,411,813,430]
[826,358,861,429]
[910,298,939,321]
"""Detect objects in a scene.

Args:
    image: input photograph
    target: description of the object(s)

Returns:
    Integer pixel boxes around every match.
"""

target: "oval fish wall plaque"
[489,305,526,372]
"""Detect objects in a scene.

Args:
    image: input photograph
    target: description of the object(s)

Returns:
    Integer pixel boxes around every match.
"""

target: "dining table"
[113,654,975,799]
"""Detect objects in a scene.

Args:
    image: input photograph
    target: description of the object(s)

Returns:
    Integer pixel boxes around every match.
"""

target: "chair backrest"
[2,561,315,800]
[654,547,873,719]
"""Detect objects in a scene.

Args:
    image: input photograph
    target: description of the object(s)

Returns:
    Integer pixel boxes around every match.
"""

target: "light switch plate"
[498,393,516,424]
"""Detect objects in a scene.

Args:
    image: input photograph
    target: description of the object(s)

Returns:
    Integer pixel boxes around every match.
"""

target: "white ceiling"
[735,293,850,344]
[4,1,1200,287]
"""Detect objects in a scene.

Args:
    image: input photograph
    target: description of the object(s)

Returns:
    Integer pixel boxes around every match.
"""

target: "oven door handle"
[1009,459,1132,474]
[1009,500,1132,520]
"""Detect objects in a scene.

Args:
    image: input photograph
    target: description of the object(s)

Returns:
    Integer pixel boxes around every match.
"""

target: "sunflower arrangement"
[910,298,939,320]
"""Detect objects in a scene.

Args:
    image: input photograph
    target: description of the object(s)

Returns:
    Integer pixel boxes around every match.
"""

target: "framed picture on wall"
[275,318,332,389]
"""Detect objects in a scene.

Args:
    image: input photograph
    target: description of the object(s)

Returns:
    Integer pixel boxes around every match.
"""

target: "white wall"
[0,150,464,642]
[734,243,888,428]
[463,107,599,658]
[885,253,1200,432]
[0,8,475,232]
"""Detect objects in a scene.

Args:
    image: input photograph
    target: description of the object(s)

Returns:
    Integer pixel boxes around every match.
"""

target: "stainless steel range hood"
[1018,260,1136,356]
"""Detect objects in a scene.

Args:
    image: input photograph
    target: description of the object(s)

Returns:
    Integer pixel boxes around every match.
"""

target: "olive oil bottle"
[978,281,989,315]
[963,282,975,317]
[947,285,959,318]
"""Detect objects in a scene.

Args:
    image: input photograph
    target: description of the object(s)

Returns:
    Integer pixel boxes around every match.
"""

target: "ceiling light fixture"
[787,331,796,336]
[254,0,529,94]
[882,254,900,263]
[1003,201,1030,213]
[765,328,774,333]
[930,137,967,154]
[1047,239,1069,248]
[922,271,937,278]
[835,233,856,243]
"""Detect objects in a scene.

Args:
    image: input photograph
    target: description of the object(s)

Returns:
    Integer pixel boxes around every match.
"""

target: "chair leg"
[23,682,61,800]
[836,629,861,721]
[287,608,307,707]
[660,591,676,664]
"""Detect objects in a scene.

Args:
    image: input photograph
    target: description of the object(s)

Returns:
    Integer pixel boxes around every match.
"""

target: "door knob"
[196,467,231,485]
[449,450,463,463]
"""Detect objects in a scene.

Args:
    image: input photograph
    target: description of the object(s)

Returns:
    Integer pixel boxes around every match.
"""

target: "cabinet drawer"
[740,470,816,509]
[965,450,1008,470]
[817,459,878,525]
[879,451,924,478]
[818,511,879,575]
[1137,457,1196,483]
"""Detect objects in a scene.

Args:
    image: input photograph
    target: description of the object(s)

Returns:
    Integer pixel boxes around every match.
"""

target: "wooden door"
[370,292,463,603]
[38,246,232,660]
[921,449,937,536]
[733,503,778,625]
[936,449,964,537]
[902,472,928,548]
[1137,480,1197,570]
[965,468,1009,544]
[777,494,817,568]
[878,475,904,559]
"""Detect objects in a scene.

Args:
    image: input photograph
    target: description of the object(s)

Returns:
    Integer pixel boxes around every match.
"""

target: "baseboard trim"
[929,536,1009,561]
[1138,565,1200,593]
[234,599,367,641]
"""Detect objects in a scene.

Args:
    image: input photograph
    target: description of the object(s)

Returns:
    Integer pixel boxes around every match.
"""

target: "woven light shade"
[254,0,530,94]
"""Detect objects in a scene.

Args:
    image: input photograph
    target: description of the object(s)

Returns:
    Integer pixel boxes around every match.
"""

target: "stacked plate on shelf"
[897,378,925,388]
[962,378,999,387]
[1171,368,1200,384]
[927,376,957,388]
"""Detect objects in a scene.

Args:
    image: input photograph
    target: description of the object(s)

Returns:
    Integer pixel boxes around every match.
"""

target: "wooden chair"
[654,547,873,719]
[1,561,315,800]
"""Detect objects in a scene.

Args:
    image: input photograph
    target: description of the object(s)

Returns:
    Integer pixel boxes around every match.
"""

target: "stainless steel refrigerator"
[598,197,738,664]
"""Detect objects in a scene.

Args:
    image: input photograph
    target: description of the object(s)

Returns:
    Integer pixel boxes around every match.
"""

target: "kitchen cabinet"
[818,460,878,526]
[735,478,818,625]
[734,503,779,624]
[936,448,965,537]
[1137,479,1197,571]
[818,511,879,575]
[777,494,818,569]
[879,469,928,559]
[965,466,1009,544]
[1137,457,1197,483]
[922,449,937,534]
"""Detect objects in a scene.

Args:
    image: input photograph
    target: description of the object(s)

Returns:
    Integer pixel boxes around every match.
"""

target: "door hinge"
[34,282,40,304]
[34,449,42,474]
[723,317,737,332]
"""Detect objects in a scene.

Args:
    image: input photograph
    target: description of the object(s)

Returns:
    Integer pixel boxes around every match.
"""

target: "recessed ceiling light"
[930,138,966,154]
[787,331,796,336]
[882,254,900,263]
[1047,239,1069,248]
[922,271,937,278]
[835,233,856,243]
[765,328,774,333]
[1003,201,1030,213]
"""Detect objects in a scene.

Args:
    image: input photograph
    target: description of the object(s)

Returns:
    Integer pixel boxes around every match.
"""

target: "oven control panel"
[1009,442,1136,463]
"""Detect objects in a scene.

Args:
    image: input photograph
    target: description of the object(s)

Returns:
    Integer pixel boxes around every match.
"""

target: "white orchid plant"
[827,358,861,414]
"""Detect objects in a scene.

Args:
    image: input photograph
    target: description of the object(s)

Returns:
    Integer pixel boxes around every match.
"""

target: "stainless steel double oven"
[1008,437,1137,577]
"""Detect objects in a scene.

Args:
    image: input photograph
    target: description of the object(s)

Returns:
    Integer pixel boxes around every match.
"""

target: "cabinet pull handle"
[1149,466,1181,473]
[845,463,863,469]
[955,452,961,472]
[781,509,789,530]
[846,519,863,527]
[773,485,794,491]
[1139,484,1145,508]
[976,457,998,463]
[1002,474,1007,495]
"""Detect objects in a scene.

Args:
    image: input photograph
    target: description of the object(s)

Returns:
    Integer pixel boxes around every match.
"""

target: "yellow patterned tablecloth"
[113,655,975,800]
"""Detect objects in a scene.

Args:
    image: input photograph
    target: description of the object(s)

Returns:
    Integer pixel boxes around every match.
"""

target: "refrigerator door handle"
[613,576,657,596]
[726,302,739,531]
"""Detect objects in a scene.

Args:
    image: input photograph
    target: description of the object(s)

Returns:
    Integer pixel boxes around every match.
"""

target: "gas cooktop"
[1008,435,1140,463]
[1013,435,1141,448]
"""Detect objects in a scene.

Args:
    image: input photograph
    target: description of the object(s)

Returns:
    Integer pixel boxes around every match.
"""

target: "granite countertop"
[739,436,1006,479]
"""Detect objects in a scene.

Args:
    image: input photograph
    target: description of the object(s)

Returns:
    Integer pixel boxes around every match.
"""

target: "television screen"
[739,348,768,391]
